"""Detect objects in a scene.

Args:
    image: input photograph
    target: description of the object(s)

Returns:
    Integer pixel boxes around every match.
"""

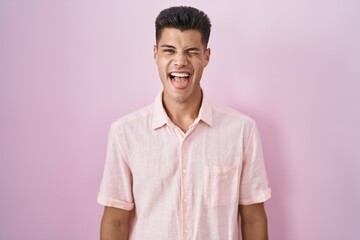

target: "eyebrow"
[160,44,176,49]
[159,45,201,52]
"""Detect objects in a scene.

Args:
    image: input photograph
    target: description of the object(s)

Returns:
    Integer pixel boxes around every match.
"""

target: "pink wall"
[1,0,359,239]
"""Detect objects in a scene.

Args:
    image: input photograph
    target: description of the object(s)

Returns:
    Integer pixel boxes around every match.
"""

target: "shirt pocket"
[203,165,240,207]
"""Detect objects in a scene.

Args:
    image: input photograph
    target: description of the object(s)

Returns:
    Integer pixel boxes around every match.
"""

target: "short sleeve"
[97,125,135,210]
[239,122,271,205]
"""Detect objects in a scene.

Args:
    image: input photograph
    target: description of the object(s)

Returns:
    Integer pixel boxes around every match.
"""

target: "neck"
[162,90,202,133]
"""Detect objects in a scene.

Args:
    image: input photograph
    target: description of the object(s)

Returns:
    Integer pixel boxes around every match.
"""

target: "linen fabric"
[98,92,271,240]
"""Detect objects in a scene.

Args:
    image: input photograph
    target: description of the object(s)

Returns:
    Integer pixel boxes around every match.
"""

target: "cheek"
[157,61,169,78]
[193,61,206,71]
[158,57,171,69]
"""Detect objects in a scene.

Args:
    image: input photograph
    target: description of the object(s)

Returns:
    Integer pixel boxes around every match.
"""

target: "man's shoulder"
[110,104,153,130]
[211,102,256,126]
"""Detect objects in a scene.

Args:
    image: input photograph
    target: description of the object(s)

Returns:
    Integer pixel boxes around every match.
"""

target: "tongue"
[172,77,189,90]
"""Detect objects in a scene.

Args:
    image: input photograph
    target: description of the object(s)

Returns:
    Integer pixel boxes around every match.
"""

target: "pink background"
[1,0,359,239]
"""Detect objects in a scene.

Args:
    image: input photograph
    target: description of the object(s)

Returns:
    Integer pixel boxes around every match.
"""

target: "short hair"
[155,6,212,48]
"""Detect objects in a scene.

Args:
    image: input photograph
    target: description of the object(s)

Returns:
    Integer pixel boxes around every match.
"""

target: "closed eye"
[186,47,201,55]
[187,50,200,55]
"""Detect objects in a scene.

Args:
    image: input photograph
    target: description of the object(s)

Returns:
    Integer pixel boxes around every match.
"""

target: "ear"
[204,48,211,67]
[153,45,158,61]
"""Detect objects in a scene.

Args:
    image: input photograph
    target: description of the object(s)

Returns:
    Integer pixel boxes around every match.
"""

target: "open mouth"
[169,72,191,90]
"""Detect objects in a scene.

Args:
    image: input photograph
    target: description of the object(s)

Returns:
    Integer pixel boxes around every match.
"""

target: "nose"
[174,52,188,67]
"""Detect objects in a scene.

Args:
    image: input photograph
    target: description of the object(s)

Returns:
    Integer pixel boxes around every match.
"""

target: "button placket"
[177,123,199,239]
[180,136,191,239]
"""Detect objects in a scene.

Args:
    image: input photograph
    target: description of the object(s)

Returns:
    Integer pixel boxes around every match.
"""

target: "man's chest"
[125,125,245,207]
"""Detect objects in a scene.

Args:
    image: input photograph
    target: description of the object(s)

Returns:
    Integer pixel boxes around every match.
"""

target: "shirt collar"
[151,91,213,130]
[151,92,169,130]
[197,94,213,127]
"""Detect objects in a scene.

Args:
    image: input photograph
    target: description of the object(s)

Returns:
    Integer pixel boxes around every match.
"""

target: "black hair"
[155,6,211,47]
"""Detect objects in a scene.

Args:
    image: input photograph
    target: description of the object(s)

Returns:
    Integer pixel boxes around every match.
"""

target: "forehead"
[158,28,204,49]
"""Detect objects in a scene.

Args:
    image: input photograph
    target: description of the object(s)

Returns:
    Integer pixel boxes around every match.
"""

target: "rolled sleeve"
[239,122,271,205]
[97,125,134,210]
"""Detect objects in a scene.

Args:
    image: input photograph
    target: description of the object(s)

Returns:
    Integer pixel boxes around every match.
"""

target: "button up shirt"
[98,93,271,240]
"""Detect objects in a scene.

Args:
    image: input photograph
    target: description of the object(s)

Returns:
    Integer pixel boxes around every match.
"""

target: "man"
[98,6,271,240]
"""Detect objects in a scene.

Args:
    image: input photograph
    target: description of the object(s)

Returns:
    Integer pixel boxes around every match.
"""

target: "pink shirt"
[98,93,271,240]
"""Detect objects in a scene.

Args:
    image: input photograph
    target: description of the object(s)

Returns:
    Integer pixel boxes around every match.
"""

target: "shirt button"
[183,169,187,174]
[183,198,187,202]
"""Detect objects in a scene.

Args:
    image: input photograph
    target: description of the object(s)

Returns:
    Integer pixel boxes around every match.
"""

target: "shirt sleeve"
[239,121,271,205]
[97,125,135,210]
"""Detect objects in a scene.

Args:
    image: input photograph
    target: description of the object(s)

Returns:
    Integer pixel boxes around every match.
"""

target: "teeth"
[170,72,190,78]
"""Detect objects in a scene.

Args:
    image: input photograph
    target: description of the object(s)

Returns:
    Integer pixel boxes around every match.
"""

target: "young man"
[98,6,271,240]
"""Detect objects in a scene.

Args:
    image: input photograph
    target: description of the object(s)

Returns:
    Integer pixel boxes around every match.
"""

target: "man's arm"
[100,206,132,240]
[239,202,268,240]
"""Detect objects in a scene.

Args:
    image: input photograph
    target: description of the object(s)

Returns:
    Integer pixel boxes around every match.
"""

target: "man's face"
[154,28,210,104]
